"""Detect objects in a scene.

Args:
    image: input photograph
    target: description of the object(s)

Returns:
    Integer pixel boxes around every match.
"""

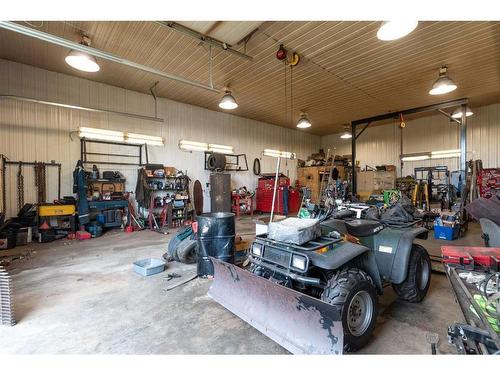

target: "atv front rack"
[255,234,341,252]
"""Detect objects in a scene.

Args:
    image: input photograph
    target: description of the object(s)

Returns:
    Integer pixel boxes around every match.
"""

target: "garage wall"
[321,103,499,177]
[0,59,320,218]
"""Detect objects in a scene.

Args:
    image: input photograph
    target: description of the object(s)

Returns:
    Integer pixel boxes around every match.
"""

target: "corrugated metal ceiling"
[1,21,500,135]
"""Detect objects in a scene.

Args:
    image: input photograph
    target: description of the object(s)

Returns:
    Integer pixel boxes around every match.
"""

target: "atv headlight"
[291,255,307,271]
[251,243,262,257]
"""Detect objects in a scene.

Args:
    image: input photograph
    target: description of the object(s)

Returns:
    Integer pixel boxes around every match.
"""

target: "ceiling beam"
[351,98,468,126]
[0,21,220,93]
[158,21,253,61]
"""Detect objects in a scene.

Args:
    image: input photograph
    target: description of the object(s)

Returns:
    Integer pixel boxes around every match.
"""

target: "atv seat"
[345,220,384,237]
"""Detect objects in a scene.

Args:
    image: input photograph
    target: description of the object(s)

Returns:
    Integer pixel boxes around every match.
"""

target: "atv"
[208,217,432,354]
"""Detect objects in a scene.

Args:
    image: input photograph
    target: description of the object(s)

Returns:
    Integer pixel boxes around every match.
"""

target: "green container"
[383,190,401,205]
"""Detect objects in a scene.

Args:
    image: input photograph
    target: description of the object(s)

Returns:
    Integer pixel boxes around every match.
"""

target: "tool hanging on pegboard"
[34,162,47,204]
[0,266,16,326]
[16,162,24,211]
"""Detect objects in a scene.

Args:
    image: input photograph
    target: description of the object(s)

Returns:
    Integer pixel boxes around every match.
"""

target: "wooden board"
[193,180,203,216]
[297,166,346,204]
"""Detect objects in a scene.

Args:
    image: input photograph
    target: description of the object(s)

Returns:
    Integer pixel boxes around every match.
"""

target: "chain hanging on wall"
[34,162,47,204]
[16,162,24,211]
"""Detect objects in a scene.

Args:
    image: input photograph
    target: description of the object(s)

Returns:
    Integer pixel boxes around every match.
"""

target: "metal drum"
[197,212,235,277]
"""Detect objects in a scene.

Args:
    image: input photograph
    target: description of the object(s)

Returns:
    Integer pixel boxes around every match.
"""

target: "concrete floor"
[0,218,485,354]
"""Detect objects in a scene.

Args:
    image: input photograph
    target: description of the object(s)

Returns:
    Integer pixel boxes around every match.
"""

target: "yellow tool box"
[38,204,76,217]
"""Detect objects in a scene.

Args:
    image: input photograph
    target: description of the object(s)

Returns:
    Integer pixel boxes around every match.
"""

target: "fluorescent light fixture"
[451,106,473,119]
[401,155,430,161]
[179,140,234,153]
[263,149,295,159]
[219,90,238,110]
[208,144,234,154]
[431,149,461,159]
[126,133,164,146]
[431,149,460,155]
[431,153,460,159]
[79,127,124,142]
[296,113,312,129]
[401,149,462,161]
[377,20,418,41]
[429,66,457,95]
[79,127,164,146]
[179,140,209,152]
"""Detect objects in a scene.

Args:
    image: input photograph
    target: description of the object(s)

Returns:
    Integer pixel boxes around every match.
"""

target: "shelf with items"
[136,165,192,230]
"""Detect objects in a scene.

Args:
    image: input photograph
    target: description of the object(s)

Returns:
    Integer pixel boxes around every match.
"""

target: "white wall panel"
[322,103,499,178]
[0,59,320,217]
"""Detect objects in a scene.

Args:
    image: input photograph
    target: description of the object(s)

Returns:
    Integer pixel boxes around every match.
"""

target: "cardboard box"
[357,170,396,194]
[164,166,177,176]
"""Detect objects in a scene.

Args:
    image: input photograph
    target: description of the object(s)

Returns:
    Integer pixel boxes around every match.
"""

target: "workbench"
[88,199,128,228]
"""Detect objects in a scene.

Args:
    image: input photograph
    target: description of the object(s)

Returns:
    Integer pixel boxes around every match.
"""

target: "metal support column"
[460,103,467,177]
[351,122,357,196]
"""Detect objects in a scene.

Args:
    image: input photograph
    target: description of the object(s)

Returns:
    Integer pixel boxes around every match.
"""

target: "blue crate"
[133,258,166,276]
[434,224,459,241]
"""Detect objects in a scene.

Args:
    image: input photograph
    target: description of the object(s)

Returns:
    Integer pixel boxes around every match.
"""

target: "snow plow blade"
[208,258,344,354]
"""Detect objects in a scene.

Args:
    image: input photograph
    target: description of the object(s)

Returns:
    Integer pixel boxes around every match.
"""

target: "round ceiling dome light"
[219,90,238,110]
[340,125,352,139]
[377,20,418,41]
[65,36,100,73]
[65,50,100,72]
[429,66,457,95]
[296,113,312,129]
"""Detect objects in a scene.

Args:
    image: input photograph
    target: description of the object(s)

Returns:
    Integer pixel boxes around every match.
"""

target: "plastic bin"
[434,224,459,241]
[133,258,166,276]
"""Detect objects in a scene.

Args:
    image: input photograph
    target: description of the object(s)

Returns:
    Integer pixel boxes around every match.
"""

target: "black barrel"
[197,212,235,277]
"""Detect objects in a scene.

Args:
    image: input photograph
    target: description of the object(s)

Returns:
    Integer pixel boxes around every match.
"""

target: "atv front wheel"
[392,244,431,302]
[321,268,378,352]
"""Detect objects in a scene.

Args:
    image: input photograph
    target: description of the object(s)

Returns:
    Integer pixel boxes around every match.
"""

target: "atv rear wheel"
[392,244,431,302]
[321,268,378,352]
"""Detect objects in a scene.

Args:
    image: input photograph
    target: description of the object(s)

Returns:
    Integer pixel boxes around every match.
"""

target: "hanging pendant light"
[451,106,473,119]
[429,66,457,95]
[218,90,238,110]
[296,112,311,129]
[65,36,100,73]
[377,21,418,41]
[340,125,352,139]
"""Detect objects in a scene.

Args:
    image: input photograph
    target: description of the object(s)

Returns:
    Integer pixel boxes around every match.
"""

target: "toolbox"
[38,204,75,216]
[434,224,459,240]
[441,246,500,271]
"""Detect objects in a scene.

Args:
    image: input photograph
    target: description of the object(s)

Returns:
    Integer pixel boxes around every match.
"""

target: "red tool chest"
[477,168,500,198]
[256,174,300,214]
[441,246,500,271]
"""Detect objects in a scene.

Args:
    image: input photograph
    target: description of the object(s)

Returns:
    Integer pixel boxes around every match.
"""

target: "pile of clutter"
[433,212,461,240]
[297,149,349,168]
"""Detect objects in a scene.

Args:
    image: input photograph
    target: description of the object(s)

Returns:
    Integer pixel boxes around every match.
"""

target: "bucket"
[197,212,235,277]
